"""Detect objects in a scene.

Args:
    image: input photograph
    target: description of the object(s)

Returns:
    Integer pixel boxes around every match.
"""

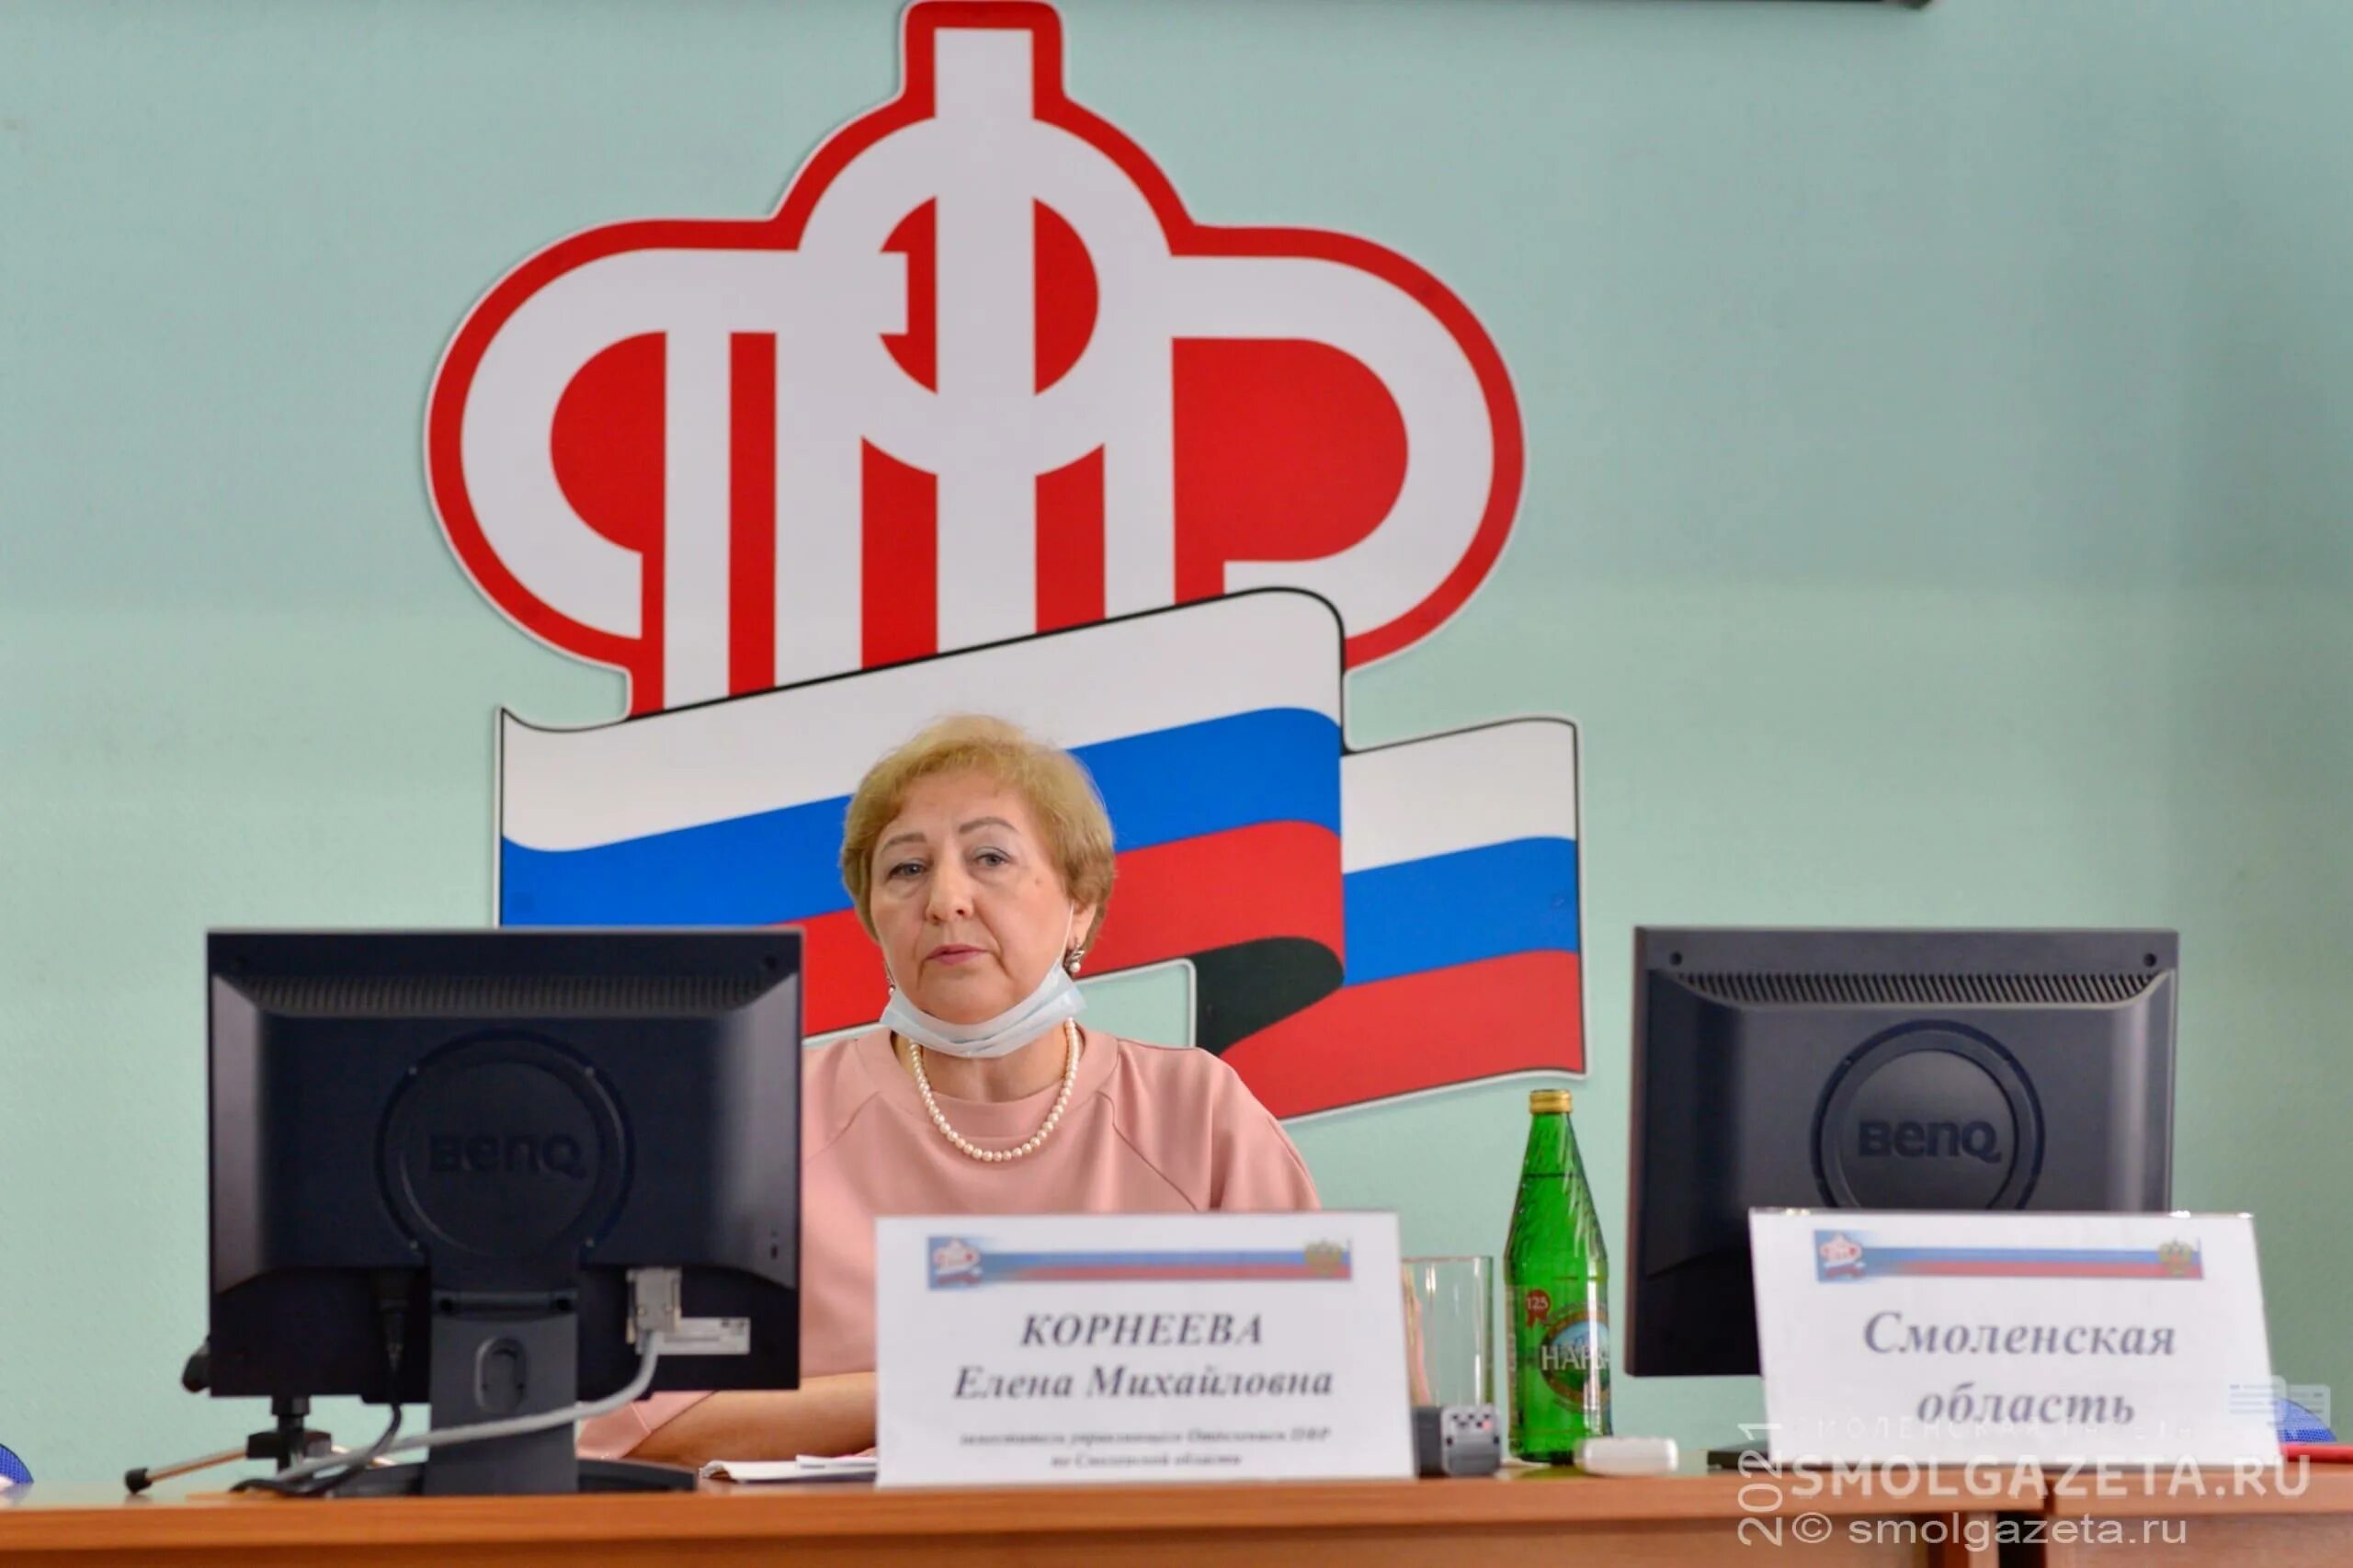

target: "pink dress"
[579,1026,1319,1458]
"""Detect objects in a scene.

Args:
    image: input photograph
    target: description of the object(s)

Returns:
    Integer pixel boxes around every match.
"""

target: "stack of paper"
[698,1454,879,1483]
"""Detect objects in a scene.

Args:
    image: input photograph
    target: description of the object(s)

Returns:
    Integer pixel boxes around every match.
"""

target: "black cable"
[229,1271,415,1497]
[230,1404,404,1497]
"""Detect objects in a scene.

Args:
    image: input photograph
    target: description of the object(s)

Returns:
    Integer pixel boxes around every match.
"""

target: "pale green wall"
[5,0,2349,1485]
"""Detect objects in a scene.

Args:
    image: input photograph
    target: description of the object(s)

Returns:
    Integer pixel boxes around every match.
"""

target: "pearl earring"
[1065,949,1085,977]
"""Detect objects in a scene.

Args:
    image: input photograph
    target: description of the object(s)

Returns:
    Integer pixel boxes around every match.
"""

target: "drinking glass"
[1401,1255,1495,1407]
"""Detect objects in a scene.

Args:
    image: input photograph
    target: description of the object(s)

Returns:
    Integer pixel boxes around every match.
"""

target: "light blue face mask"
[881,912,1087,1060]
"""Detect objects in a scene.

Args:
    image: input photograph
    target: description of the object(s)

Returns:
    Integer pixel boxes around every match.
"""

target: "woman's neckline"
[853,1024,1118,1142]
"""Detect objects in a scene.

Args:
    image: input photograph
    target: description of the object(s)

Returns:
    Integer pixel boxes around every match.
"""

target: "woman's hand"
[624,1374,878,1467]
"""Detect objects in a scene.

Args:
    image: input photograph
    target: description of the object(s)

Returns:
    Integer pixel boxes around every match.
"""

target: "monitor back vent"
[228,973,779,1017]
[1677,971,2158,1007]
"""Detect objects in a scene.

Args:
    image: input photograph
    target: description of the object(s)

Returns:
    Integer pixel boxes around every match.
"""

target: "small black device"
[1412,1403,1502,1477]
[206,928,802,1495]
[1626,927,2176,1380]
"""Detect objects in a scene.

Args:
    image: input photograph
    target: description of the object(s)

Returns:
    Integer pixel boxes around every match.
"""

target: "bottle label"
[1522,1288,1609,1412]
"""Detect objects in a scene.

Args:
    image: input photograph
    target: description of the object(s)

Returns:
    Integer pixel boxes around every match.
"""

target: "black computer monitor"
[1625,927,2176,1380]
[207,929,801,1494]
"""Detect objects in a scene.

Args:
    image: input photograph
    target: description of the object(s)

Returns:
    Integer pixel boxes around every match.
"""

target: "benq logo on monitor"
[427,1132,589,1178]
[1814,1027,2043,1210]
[1855,1119,2005,1165]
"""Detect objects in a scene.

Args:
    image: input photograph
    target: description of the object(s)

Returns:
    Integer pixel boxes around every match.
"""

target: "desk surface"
[2038,1465,2353,1566]
[0,1466,2046,1568]
[14,1466,2353,1567]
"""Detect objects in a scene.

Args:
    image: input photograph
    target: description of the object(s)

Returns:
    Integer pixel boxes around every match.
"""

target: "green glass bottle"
[1505,1087,1611,1462]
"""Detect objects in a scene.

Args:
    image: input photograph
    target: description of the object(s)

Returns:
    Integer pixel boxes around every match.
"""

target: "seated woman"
[582,715,1319,1464]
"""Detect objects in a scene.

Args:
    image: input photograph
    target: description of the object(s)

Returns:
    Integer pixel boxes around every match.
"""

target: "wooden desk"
[0,1467,2038,1567]
[2042,1464,2353,1565]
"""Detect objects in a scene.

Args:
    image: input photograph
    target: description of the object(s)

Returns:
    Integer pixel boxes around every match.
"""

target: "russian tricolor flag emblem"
[496,591,1578,1117]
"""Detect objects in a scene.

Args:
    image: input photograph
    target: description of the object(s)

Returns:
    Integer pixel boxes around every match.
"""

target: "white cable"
[256,1332,666,1492]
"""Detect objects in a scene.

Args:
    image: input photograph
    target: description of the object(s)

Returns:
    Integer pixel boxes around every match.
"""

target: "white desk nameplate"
[1751,1210,2278,1465]
[875,1210,1414,1487]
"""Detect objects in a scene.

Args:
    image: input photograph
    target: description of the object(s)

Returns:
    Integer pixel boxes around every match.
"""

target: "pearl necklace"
[904,1018,1082,1164]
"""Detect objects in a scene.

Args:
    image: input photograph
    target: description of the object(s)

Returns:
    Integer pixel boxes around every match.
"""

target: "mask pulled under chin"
[881,960,1086,1060]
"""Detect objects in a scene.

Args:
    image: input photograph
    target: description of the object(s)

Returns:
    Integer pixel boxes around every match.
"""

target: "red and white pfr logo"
[930,1238,983,1286]
[427,1,1522,714]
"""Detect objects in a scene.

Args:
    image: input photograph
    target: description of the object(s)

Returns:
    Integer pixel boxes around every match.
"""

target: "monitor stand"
[337,1289,695,1497]
[1709,1442,1849,1471]
[338,1459,695,1496]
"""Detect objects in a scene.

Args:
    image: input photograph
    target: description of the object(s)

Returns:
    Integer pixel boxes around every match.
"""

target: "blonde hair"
[839,715,1115,952]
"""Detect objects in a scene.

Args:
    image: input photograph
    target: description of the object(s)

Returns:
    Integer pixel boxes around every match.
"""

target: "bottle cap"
[1529,1088,1572,1114]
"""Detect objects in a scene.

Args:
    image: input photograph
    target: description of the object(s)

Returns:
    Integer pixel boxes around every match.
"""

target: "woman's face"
[868,768,1096,1026]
